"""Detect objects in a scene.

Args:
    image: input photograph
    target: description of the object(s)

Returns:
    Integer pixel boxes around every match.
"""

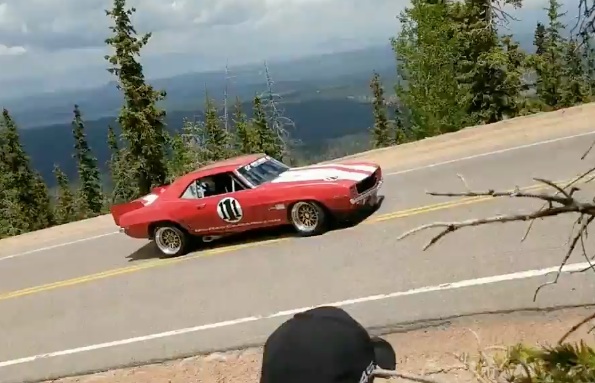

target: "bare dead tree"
[487,0,522,26]
[223,60,236,133]
[259,60,297,159]
[397,135,595,341]
[576,0,595,38]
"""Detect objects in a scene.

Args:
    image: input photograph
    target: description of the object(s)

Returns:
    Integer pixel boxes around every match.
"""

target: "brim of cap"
[371,337,396,370]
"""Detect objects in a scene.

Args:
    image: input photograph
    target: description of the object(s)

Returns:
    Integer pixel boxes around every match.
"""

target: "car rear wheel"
[289,201,328,236]
[154,224,189,257]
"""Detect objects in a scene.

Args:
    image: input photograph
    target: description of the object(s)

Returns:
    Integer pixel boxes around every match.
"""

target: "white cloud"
[0,44,25,55]
[0,0,578,96]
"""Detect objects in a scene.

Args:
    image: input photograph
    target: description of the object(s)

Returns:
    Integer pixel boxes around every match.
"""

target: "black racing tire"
[289,201,329,236]
[153,223,190,257]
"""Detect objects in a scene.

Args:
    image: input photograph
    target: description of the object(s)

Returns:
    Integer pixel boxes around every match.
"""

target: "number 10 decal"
[217,197,243,223]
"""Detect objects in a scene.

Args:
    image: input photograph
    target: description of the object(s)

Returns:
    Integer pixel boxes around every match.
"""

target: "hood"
[269,163,377,185]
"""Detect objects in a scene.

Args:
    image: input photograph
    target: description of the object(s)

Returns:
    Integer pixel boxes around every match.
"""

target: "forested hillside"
[0,0,593,240]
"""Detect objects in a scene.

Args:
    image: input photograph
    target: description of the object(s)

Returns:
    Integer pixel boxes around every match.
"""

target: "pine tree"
[391,0,469,139]
[454,0,525,123]
[31,171,55,228]
[536,0,567,108]
[252,95,283,158]
[0,109,55,233]
[203,94,231,161]
[530,22,548,109]
[232,97,258,154]
[167,118,209,181]
[53,164,77,225]
[534,23,547,56]
[105,0,169,197]
[0,136,25,238]
[581,36,595,98]
[369,71,392,148]
[106,124,137,204]
[71,105,103,216]
[394,104,408,145]
[560,40,589,107]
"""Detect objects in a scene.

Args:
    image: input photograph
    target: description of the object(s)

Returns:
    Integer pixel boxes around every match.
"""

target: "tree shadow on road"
[125,195,385,262]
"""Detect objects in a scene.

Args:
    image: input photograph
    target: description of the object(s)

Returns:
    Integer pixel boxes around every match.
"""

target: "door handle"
[196,203,206,209]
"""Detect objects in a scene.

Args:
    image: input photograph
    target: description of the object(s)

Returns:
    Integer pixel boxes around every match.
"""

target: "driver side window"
[180,173,246,200]
[181,177,213,199]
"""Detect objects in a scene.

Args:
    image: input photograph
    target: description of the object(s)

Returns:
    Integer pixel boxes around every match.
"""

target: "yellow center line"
[0,177,579,302]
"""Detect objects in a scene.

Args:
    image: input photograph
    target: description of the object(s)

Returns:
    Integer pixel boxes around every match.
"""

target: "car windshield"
[237,156,289,186]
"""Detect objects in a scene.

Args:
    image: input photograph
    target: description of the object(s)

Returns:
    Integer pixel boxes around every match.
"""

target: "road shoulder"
[45,305,595,383]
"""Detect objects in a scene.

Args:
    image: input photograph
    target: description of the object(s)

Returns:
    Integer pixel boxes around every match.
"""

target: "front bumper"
[349,178,383,205]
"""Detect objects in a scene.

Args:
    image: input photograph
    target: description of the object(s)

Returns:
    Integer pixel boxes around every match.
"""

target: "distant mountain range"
[3,45,399,128]
[2,29,538,129]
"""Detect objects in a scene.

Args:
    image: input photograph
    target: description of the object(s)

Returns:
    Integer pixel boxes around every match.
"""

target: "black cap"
[260,306,396,383]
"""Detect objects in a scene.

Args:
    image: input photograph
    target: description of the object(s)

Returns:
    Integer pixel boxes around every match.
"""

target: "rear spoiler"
[110,186,168,226]
[110,200,146,226]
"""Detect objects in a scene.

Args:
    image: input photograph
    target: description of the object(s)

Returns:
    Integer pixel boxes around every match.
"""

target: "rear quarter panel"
[119,202,188,239]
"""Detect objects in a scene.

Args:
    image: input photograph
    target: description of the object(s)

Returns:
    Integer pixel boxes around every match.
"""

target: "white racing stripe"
[0,261,591,368]
[295,163,378,173]
[271,167,371,183]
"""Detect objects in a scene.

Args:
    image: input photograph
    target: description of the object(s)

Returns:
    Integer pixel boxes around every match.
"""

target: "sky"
[0,0,577,97]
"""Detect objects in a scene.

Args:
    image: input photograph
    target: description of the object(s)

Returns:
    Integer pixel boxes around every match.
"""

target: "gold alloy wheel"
[291,202,320,233]
[155,226,183,255]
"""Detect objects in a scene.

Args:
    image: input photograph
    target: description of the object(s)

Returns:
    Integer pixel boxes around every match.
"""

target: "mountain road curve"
[2,106,595,382]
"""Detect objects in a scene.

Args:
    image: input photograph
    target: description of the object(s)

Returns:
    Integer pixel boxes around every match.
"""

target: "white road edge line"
[386,130,595,176]
[0,232,119,261]
[0,261,590,368]
[3,130,594,261]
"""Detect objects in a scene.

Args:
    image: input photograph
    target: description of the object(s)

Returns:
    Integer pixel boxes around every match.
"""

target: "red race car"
[110,153,383,257]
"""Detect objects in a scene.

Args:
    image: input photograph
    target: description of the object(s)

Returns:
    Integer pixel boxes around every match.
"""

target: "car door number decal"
[217,197,243,223]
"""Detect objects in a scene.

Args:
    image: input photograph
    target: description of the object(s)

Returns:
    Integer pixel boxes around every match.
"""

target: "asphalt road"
[2,132,595,383]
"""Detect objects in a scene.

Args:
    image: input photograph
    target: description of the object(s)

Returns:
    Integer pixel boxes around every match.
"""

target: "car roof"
[166,153,265,195]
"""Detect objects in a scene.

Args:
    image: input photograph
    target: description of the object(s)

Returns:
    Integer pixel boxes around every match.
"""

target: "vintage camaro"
[110,153,383,256]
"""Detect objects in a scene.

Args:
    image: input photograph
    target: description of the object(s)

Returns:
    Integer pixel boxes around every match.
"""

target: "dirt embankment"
[47,306,595,383]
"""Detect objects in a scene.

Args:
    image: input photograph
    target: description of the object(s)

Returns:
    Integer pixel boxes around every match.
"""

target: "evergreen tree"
[167,118,208,181]
[454,0,525,123]
[534,23,547,56]
[369,71,392,148]
[106,124,137,204]
[581,36,595,98]
[0,109,53,232]
[530,22,548,109]
[393,105,408,145]
[71,105,103,216]
[53,164,76,225]
[536,0,567,108]
[203,94,231,161]
[391,0,469,139]
[105,0,169,196]
[232,97,258,154]
[31,171,55,228]
[0,133,25,238]
[252,95,283,158]
[560,40,589,107]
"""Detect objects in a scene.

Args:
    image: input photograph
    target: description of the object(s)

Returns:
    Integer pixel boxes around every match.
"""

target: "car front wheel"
[289,201,328,236]
[153,224,189,257]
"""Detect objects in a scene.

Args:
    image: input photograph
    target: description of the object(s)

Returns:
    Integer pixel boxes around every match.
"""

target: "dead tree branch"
[398,174,595,304]
[373,368,445,383]
[558,311,595,344]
